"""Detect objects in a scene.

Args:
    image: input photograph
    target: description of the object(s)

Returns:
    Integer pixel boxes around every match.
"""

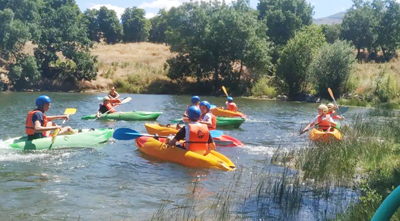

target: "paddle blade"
[336,106,349,115]
[222,86,228,97]
[113,128,142,140]
[120,97,132,104]
[210,130,223,138]
[64,108,77,115]
[328,88,335,100]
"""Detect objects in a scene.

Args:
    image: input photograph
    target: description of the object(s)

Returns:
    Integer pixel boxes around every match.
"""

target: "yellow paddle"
[222,86,229,97]
[51,108,77,144]
[328,88,338,107]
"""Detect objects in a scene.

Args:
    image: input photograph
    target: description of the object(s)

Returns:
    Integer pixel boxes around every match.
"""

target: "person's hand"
[55,125,62,130]
[62,115,69,120]
[182,117,189,122]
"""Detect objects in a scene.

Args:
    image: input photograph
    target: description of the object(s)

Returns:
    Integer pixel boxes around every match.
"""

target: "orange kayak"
[210,108,246,118]
[144,123,244,147]
[135,137,236,171]
[309,128,342,142]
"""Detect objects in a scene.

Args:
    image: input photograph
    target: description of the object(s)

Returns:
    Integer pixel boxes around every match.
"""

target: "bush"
[8,55,41,90]
[308,40,355,98]
[251,76,277,97]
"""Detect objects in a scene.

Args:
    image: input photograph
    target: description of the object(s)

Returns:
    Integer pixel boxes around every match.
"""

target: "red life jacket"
[200,113,217,130]
[227,102,238,112]
[317,115,333,130]
[105,103,115,113]
[25,110,49,136]
[184,123,209,152]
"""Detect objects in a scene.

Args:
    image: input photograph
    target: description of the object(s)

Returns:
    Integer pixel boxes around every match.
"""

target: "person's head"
[191,96,200,105]
[318,104,328,115]
[199,101,211,114]
[111,87,115,91]
[327,103,335,111]
[36,95,51,112]
[103,96,110,103]
[187,106,201,121]
[227,96,233,103]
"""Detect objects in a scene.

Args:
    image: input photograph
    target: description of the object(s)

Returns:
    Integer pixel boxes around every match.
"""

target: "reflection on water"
[0,92,361,220]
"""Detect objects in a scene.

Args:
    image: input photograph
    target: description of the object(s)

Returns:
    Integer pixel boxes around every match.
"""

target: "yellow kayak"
[210,108,246,118]
[135,137,236,171]
[309,128,342,142]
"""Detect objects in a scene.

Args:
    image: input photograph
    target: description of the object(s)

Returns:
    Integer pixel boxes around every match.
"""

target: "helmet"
[327,103,335,109]
[200,101,211,111]
[103,96,110,101]
[36,95,51,107]
[191,96,200,104]
[187,106,201,121]
[318,104,328,113]
[227,96,233,102]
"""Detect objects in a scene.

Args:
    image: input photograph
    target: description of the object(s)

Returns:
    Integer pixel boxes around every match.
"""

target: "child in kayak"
[183,95,200,118]
[301,104,335,134]
[225,96,238,112]
[199,101,217,130]
[168,106,216,155]
[327,103,345,120]
[26,95,74,140]
[108,87,121,105]
[97,96,116,118]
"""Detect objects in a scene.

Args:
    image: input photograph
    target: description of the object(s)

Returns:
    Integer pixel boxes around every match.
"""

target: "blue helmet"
[36,95,51,107]
[187,106,201,121]
[191,96,200,104]
[200,101,211,111]
[227,96,233,102]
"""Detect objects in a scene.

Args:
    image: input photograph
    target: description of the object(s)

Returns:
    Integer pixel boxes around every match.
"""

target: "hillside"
[313,12,345,25]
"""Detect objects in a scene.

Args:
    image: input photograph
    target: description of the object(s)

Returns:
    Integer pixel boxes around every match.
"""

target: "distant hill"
[313,12,346,25]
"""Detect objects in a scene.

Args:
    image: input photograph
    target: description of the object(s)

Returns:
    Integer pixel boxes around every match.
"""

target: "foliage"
[97,6,123,44]
[121,7,150,42]
[251,76,277,97]
[82,9,101,42]
[149,9,168,43]
[308,40,355,98]
[257,0,314,47]
[8,55,40,90]
[276,25,325,100]
[321,24,341,44]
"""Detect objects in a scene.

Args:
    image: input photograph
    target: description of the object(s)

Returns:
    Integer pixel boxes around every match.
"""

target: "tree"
[149,9,168,43]
[83,9,101,42]
[97,6,122,44]
[341,0,378,59]
[308,40,355,98]
[276,25,325,100]
[321,24,342,44]
[121,7,150,42]
[8,55,41,90]
[257,0,314,46]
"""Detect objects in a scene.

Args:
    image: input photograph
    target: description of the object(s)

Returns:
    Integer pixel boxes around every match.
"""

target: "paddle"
[96,97,131,120]
[50,108,77,146]
[113,128,224,140]
[97,97,104,100]
[328,88,339,107]
[222,86,229,97]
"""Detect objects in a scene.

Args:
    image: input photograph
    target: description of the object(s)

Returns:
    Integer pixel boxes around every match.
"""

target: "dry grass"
[87,42,175,93]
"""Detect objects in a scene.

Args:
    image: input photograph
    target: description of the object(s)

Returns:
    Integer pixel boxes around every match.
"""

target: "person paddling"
[301,104,335,134]
[225,96,238,112]
[183,96,200,117]
[97,96,116,118]
[167,106,216,155]
[199,101,217,130]
[26,95,74,140]
[327,103,345,120]
[108,87,121,105]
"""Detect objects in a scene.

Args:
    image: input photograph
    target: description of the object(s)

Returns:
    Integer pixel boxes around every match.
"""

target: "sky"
[75,0,355,19]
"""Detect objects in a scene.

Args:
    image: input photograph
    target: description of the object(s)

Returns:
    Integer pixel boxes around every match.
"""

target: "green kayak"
[81,111,162,121]
[4,128,113,150]
[171,117,245,128]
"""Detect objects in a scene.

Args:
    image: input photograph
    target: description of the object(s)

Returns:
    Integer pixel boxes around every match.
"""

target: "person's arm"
[47,115,69,121]
[301,116,318,134]
[115,92,120,98]
[208,134,216,150]
[200,114,212,127]
[168,127,185,146]
[33,120,60,132]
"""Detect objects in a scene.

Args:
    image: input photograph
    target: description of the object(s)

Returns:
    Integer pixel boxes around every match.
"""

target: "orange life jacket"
[184,123,209,152]
[327,110,340,120]
[25,110,49,136]
[200,113,217,130]
[227,102,238,112]
[105,103,115,113]
[317,115,333,130]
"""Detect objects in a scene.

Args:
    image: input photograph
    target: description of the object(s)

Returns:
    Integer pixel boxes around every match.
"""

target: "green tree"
[121,7,150,42]
[308,40,355,98]
[98,6,122,44]
[8,55,41,90]
[276,25,325,99]
[149,9,168,43]
[321,24,342,44]
[257,0,314,46]
[83,9,101,42]
[341,0,378,59]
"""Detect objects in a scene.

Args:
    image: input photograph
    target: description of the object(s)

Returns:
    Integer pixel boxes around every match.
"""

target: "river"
[0,92,359,220]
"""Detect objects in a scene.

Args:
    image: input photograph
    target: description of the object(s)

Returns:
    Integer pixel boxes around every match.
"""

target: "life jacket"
[226,102,238,112]
[317,115,333,131]
[200,112,217,130]
[184,123,209,152]
[25,109,49,136]
[328,110,340,120]
[105,103,115,113]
